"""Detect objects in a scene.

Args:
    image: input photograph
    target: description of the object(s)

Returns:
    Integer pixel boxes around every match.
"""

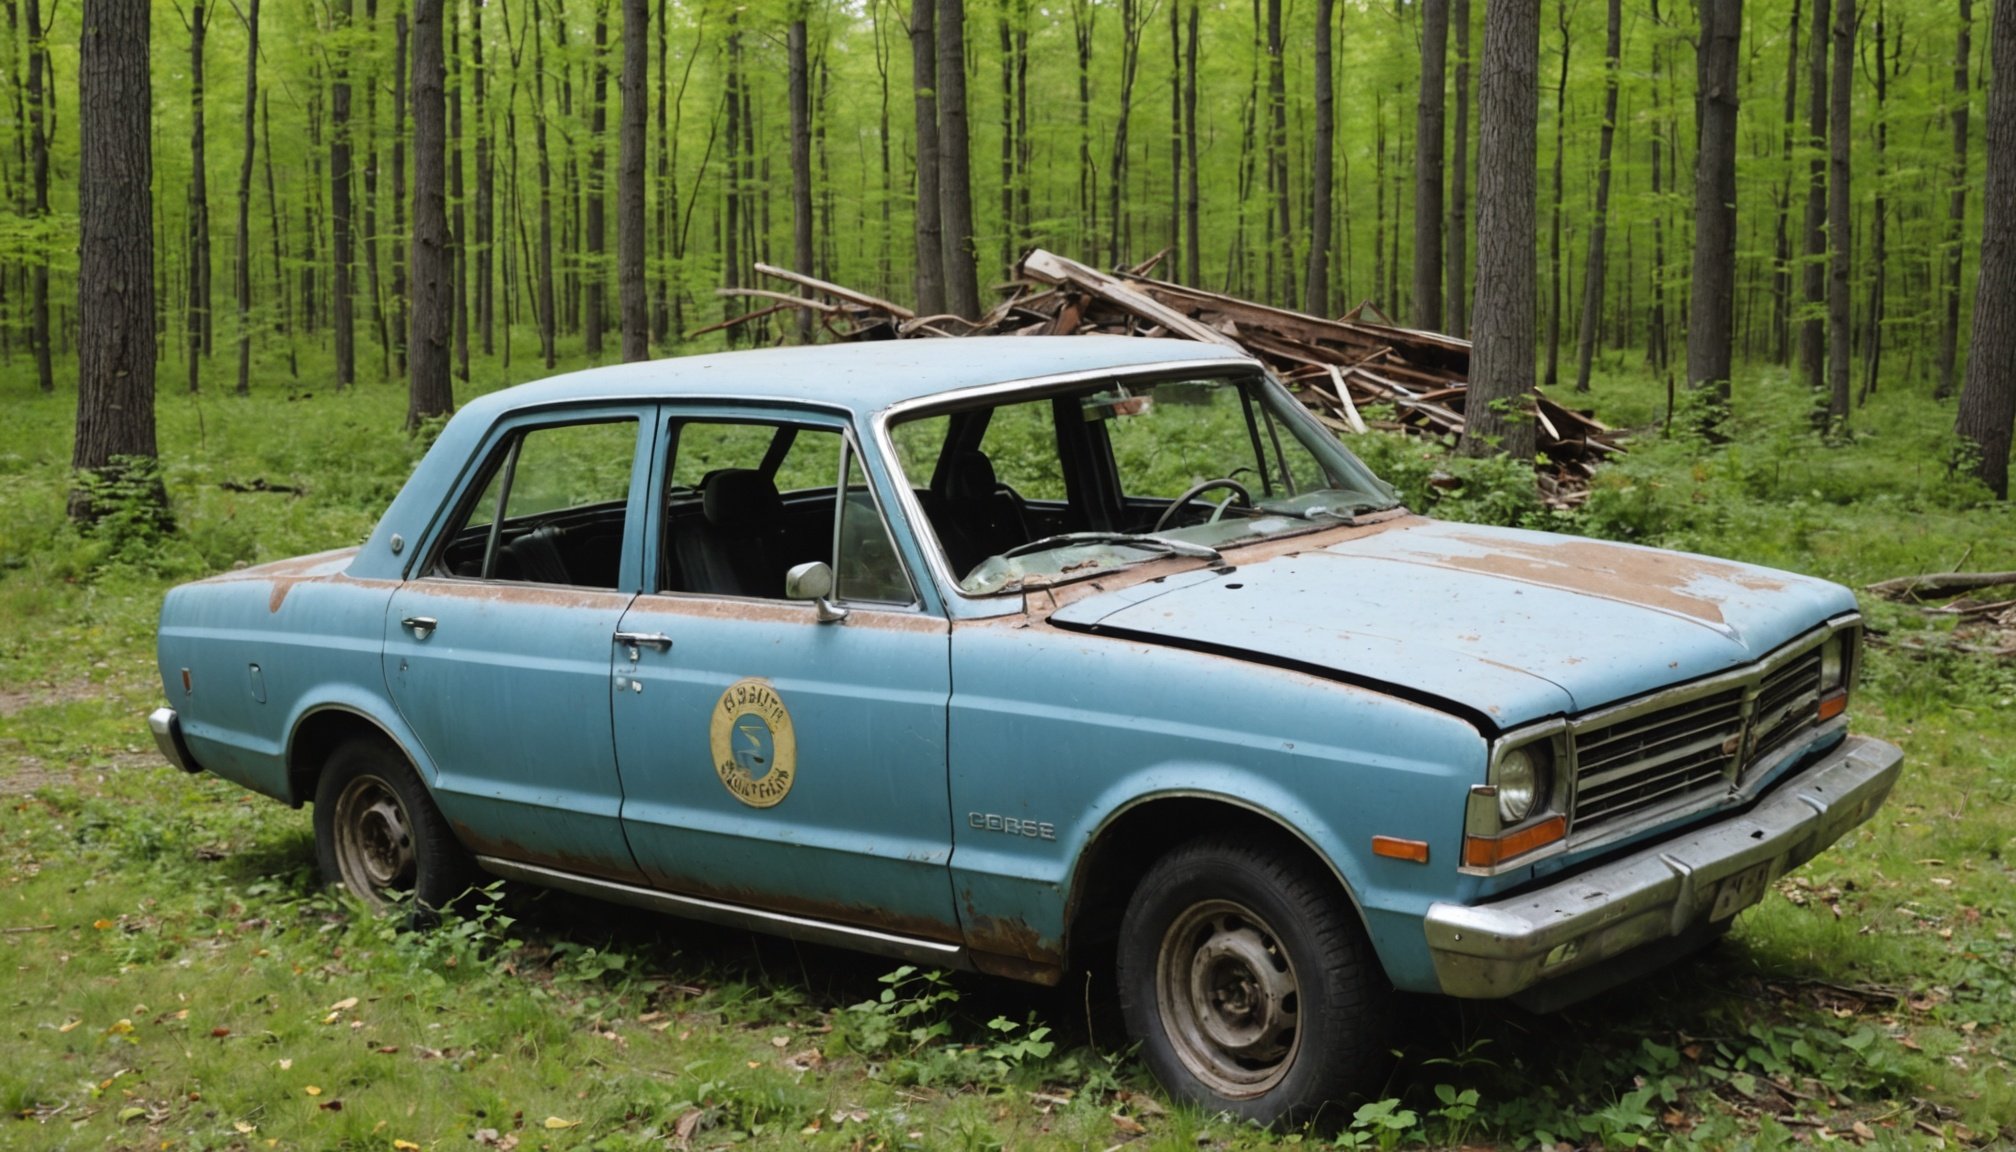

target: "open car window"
[887,371,1398,594]
[433,418,640,589]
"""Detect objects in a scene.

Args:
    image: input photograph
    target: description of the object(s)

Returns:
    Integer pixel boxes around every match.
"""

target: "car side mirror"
[784,561,848,623]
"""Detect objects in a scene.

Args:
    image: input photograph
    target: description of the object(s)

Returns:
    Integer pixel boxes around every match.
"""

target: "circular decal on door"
[709,678,798,808]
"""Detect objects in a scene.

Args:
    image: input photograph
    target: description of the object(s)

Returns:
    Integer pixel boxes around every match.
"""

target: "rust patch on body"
[961,912,1065,985]
[1420,533,1788,625]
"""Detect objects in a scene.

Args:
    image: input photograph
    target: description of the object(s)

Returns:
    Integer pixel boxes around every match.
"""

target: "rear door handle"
[614,631,673,654]
[401,616,438,640]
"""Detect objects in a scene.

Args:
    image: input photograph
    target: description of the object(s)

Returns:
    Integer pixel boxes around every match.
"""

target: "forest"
[3,1,2016,1150]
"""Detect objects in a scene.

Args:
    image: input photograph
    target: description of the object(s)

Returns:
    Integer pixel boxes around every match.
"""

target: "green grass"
[2,349,2013,1150]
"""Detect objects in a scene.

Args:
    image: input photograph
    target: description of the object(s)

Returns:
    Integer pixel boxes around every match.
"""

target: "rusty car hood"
[1045,519,1857,730]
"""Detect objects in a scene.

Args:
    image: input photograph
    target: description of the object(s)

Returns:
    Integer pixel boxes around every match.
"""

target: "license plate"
[1710,860,1773,921]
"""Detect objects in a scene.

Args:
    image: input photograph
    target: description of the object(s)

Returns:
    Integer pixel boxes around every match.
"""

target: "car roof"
[471,335,1254,418]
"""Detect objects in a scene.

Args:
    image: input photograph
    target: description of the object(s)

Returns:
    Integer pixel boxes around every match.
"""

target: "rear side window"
[437,419,640,588]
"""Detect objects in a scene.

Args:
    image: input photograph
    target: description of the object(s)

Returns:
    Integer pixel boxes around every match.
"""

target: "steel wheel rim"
[1155,898,1302,1097]
[331,774,416,907]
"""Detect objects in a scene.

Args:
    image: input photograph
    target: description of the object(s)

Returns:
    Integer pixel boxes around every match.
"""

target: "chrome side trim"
[1424,734,1902,1000]
[148,707,202,774]
[475,857,973,971]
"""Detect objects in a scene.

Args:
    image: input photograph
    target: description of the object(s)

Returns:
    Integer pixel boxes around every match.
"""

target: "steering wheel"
[1153,477,1255,532]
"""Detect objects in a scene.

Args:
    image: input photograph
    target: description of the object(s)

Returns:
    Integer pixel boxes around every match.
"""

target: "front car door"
[383,408,655,882]
[612,407,960,943]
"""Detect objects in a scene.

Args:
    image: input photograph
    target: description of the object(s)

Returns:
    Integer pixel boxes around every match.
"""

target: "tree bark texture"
[1571,0,1620,393]
[1957,0,2016,499]
[1464,0,1537,461]
[407,0,454,430]
[789,16,815,342]
[1824,0,1851,431]
[25,0,53,392]
[1446,0,1470,336]
[1687,0,1741,404]
[1800,0,1830,392]
[186,0,211,395]
[910,0,945,315]
[331,0,355,388]
[532,9,556,367]
[1413,0,1446,331]
[1542,2,1567,387]
[1303,0,1334,315]
[1938,0,1973,401]
[936,0,980,318]
[71,0,161,524]
[234,0,259,397]
[620,0,649,360]
[584,8,609,357]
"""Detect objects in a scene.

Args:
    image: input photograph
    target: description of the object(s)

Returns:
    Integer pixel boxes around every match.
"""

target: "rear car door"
[611,408,960,943]
[383,409,655,883]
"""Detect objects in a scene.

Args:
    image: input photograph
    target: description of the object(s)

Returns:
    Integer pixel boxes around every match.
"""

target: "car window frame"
[405,404,660,592]
[643,403,928,614]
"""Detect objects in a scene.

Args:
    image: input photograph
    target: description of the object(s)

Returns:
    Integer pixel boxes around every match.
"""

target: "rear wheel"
[313,737,474,917]
[1116,836,1392,1127]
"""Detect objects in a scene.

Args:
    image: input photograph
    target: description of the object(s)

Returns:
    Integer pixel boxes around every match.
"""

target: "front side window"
[658,417,912,606]
[434,418,640,589]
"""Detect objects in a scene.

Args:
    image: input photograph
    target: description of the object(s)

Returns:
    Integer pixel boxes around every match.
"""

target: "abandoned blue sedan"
[149,336,1902,1122]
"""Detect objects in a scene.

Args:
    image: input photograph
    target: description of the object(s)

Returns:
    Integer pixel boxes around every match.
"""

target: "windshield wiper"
[1294,500,1399,526]
[999,531,1224,563]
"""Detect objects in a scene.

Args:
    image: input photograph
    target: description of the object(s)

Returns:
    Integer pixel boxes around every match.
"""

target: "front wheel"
[313,737,475,916]
[1116,837,1393,1127]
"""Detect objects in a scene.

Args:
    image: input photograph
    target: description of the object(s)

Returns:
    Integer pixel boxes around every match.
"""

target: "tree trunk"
[1938,0,1973,401]
[408,0,453,430]
[450,4,468,382]
[584,6,609,358]
[234,0,259,397]
[532,4,556,367]
[1303,0,1334,314]
[1265,0,1292,303]
[618,0,648,360]
[261,92,297,377]
[1183,0,1200,287]
[72,0,163,525]
[1571,0,1619,393]
[332,0,355,387]
[1958,0,2016,498]
[1464,0,1537,461]
[1772,0,1801,365]
[474,0,493,358]
[1445,0,1470,335]
[25,0,52,392]
[186,1,209,393]
[392,7,410,371]
[788,14,815,342]
[1165,0,1178,267]
[910,0,944,314]
[1859,0,1888,406]
[364,0,387,378]
[1106,0,1144,269]
[1072,0,1096,253]
[1541,1,1567,387]
[1800,0,1830,393]
[1687,0,1741,406]
[937,0,980,317]
[1823,0,1851,431]
[1001,1,1020,271]
[1413,0,1446,330]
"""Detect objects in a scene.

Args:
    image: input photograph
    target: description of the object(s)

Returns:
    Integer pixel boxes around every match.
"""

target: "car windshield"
[888,370,1401,594]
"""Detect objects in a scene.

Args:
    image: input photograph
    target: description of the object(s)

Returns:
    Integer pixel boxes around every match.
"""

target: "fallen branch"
[1863,570,2016,602]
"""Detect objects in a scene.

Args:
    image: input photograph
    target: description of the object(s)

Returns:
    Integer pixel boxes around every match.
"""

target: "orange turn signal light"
[1463,815,1567,869]
[1372,835,1430,864]
[1818,688,1848,722]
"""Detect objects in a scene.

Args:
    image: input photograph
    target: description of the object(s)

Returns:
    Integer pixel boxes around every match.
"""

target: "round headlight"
[1820,636,1845,691]
[1496,744,1550,824]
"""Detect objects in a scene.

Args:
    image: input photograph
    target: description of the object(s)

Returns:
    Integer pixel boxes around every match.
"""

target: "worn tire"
[1116,836,1393,1127]
[313,737,476,918]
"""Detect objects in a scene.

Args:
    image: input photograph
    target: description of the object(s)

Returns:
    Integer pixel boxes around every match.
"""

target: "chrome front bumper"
[148,707,203,775]
[1424,734,1904,1000]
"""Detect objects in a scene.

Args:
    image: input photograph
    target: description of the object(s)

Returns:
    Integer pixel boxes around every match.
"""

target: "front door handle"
[401,616,438,640]
[614,631,673,655]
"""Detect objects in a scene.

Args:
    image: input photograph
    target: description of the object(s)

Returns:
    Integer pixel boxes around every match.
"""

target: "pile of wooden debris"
[1865,569,2016,659]
[710,248,1626,508]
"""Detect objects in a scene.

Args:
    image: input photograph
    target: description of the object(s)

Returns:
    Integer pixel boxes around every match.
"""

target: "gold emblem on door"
[709,678,798,808]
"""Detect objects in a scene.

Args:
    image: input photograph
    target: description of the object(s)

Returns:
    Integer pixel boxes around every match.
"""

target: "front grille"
[1572,688,1744,826]
[1565,631,1843,837]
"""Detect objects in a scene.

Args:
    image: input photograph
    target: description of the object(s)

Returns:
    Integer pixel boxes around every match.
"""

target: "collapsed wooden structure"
[708,248,1626,508]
